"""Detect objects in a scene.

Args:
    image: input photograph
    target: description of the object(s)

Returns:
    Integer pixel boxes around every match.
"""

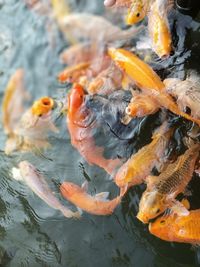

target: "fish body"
[67,84,121,175]
[60,182,121,215]
[2,69,29,135]
[114,123,173,188]
[149,209,200,244]
[108,48,200,126]
[148,0,172,58]
[164,74,200,119]
[137,144,199,223]
[13,161,80,218]
[60,13,141,43]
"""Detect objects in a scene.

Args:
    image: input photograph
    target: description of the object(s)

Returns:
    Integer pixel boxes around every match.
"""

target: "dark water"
[0,1,200,266]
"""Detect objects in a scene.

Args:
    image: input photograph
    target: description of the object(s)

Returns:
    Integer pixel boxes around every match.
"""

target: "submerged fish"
[2,69,30,135]
[108,47,200,126]
[148,0,172,58]
[114,122,173,188]
[5,96,58,154]
[60,13,142,43]
[12,161,80,218]
[126,93,160,117]
[60,181,121,215]
[137,144,199,223]
[149,209,200,244]
[164,73,200,119]
[67,83,121,175]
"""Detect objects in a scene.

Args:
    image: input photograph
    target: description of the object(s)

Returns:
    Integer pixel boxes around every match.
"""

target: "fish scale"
[154,145,199,195]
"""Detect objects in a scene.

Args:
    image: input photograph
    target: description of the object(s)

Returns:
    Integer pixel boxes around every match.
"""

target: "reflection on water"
[0,0,200,266]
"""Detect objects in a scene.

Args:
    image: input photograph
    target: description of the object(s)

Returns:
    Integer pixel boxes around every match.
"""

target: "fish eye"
[160,220,166,225]
[136,13,140,17]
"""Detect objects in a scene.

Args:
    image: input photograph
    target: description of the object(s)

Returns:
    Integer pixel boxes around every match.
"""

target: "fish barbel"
[149,209,200,244]
[137,144,199,223]
[108,47,200,126]
[114,122,173,188]
[60,181,122,215]
[12,161,80,218]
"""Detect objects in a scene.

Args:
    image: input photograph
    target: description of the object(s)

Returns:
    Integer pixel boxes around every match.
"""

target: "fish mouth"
[136,213,149,224]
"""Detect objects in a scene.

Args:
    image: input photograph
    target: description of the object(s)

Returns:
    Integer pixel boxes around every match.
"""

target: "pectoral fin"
[11,167,23,181]
[95,192,109,201]
[170,200,190,217]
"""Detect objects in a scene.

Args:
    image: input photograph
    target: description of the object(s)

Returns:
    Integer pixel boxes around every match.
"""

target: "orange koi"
[58,62,90,84]
[67,84,122,175]
[149,209,200,244]
[60,181,121,215]
[108,48,200,126]
[114,123,173,189]
[137,144,199,223]
[148,0,172,58]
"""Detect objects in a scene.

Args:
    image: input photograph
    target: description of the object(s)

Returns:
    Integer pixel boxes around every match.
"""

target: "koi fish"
[164,73,200,119]
[58,62,90,84]
[5,96,58,154]
[59,43,94,65]
[148,0,172,58]
[126,0,150,25]
[108,48,200,126]
[149,209,200,244]
[67,83,122,175]
[87,63,124,95]
[137,144,199,223]
[60,13,142,43]
[126,93,160,117]
[114,122,173,189]
[60,181,121,215]
[12,161,80,218]
[2,69,30,135]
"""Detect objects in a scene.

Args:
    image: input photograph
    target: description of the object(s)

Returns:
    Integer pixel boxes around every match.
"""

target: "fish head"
[149,214,177,241]
[126,1,146,25]
[68,83,85,115]
[137,190,166,223]
[31,97,54,117]
[18,161,36,177]
[60,182,83,198]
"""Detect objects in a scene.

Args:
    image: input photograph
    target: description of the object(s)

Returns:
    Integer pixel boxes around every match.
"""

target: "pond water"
[0,1,200,266]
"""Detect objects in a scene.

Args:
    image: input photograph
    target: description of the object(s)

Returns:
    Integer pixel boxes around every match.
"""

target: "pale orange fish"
[5,96,58,154]
[126,93,160,117]
[2,69,30,135]
[137,144,199,223]
[164,73,200,119]
[12,161,80,218]
[149,209,200,244]
[148,0,172,58]
[60,181,121,215]
[60,13,142,43]
[108,47,200,126]
[60,43,95,65]
[67,83,122,175]
[114,122,173,189]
